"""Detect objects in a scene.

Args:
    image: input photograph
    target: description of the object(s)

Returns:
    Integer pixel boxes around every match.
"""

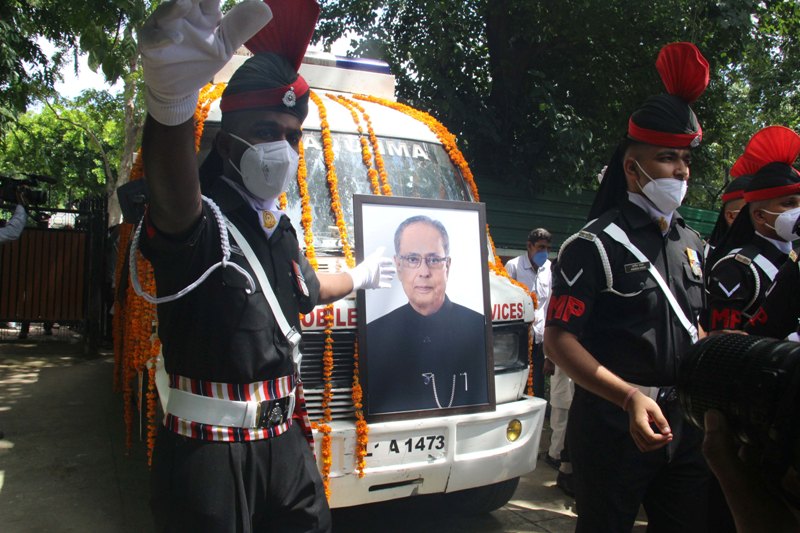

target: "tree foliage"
[0,90,126,207]
[2,0,800,215]
[315,0,800,209]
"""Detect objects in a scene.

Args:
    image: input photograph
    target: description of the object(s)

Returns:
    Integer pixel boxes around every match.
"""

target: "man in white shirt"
[505,228,553,399]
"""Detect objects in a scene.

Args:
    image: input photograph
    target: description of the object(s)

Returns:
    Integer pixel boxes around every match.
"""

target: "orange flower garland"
[194,83,226,152]
[319,304,335,498]
[295,141,319,270]
[351,338,369,476]
[327,93,382,196]
[356,94,537,397]
[347,98,392,195]
[309,91,355,268]
[115,83,230,461]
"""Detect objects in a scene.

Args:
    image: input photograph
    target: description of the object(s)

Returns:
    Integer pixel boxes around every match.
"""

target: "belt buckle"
[256,399,285,429]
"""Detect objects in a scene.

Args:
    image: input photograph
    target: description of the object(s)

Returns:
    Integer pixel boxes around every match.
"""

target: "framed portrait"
[354,194,495,422]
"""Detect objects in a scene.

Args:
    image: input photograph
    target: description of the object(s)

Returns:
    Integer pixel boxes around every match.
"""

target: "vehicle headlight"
[492,325,528,371]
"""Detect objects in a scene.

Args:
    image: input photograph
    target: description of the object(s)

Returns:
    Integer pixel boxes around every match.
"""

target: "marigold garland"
[351,338,369,476]
[309,91,355,268]
[319,304,336,498]
[355,94,537,398]
[327,93,382,196]
[115,83,228,461]
[347,98,392,195]
[296,141,319,270]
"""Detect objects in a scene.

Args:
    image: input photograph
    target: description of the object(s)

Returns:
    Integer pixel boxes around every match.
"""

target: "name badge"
[624,261,650,273]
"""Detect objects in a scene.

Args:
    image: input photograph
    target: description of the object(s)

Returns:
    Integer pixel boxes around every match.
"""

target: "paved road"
[0,338,637,532]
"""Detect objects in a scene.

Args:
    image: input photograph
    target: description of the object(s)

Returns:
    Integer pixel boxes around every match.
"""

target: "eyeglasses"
[397,254,449,270]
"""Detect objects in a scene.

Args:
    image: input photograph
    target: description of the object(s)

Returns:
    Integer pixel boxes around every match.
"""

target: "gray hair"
[394,215,450,255]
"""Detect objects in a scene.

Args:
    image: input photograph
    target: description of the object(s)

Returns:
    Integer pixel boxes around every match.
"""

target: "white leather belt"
[151,354,297,430]
[166,387,296,429]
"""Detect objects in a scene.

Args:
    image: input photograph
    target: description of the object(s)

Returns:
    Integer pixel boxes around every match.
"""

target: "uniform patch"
[624,261,650,273]
[560,267,584,287]
[734,253,752,266]
[292,260,309,297]
[717,281,741,298]
[790,249,798,263]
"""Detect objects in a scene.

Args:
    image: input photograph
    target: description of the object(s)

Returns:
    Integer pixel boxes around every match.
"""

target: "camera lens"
[679,334,800,447]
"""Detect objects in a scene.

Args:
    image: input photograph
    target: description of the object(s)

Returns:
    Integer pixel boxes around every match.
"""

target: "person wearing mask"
[136,1,393,530]
[505,228,552,400]
[544,42,710,531]
[706,126,800,333]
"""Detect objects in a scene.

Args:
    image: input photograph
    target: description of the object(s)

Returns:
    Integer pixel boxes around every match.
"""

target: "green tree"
[0,90,126,207]
[316,0,799,210]
[1,0,151,223]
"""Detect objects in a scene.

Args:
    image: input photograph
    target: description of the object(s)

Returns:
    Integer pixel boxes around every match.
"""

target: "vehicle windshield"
[284,131,471,253]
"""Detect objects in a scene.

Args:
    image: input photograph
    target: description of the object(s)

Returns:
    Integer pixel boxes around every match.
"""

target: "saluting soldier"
[706,126,800,332]
[544,42,710,531]
[136,1,393,531]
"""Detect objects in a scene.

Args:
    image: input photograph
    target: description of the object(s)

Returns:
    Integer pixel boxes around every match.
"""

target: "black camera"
[678,334,800,506]
[0,174,51,205]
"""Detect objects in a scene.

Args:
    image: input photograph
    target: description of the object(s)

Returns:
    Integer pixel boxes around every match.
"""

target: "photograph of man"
[365,214,490,416]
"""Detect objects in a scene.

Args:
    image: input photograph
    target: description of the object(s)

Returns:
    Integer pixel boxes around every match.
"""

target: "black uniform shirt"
[140,177,320,383]
[546,199,705,386]
[746,247,800,339]
[365,297,489,414]
[706,234,787,331]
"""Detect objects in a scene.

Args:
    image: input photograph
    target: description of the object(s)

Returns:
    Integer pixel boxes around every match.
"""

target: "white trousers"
[548,365,575,460]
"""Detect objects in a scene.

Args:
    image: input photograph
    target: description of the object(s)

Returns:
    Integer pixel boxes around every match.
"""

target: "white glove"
[138,0,273,126]
[347,246,397,290]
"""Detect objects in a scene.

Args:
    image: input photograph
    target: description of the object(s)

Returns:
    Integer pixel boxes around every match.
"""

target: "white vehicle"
[201,51,546,512]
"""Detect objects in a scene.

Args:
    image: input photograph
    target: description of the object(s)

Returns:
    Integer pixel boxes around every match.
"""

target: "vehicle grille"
[299,330,356,421]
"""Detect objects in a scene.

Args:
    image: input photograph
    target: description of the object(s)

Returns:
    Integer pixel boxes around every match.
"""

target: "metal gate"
[0,197,108,349]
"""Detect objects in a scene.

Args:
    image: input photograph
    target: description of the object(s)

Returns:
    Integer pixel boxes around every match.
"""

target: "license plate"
[366,434,447,464]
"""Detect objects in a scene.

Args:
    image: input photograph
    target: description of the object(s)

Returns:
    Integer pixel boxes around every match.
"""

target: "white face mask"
[760,206,800,242]
[634,160,688,214]
[228,134,299,202]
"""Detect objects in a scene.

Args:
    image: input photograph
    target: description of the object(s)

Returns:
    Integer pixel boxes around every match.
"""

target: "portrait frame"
[354,194,495,422]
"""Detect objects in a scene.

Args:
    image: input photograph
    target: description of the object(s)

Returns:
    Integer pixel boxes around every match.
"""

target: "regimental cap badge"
[690,135,701,148]
[282,86,297,108]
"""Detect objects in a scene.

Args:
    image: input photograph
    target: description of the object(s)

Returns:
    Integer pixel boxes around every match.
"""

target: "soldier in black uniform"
[136,1,393,531]
[746,245,800,340]
[544,42,710,532]
[706,126,800,332]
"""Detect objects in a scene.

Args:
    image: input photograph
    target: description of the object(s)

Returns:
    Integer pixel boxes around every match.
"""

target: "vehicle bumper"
[314,395,547,508]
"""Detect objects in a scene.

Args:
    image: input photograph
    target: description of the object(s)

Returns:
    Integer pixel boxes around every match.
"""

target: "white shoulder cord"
[129,195,255,304]
[558,218,615,293]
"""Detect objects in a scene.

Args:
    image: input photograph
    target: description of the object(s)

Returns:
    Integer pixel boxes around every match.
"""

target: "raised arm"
[137,0,272,234]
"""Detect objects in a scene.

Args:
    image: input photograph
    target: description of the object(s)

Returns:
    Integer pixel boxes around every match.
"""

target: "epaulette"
[683,224,702,241]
